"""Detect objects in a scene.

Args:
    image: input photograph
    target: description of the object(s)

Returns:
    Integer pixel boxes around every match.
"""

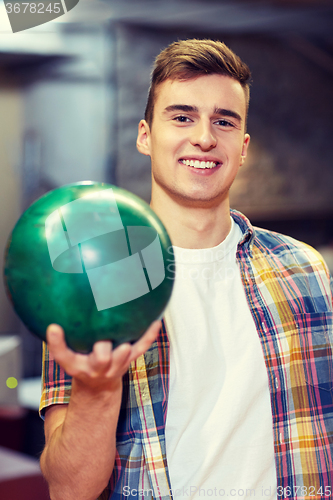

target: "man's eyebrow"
[163,104,242,123]
[164,104,199,113]
[214,107,242,123]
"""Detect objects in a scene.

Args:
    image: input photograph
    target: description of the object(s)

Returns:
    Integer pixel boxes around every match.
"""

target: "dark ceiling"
[0,0,332,76]
[102,0,333,36]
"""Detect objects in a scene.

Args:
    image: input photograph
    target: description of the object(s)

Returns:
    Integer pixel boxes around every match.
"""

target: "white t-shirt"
[164,219,277,499]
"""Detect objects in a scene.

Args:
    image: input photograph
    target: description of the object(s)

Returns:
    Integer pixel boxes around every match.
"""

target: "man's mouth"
[180,159,219,169]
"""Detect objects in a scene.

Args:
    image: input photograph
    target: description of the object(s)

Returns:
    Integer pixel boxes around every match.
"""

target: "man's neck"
[150,189,232,250]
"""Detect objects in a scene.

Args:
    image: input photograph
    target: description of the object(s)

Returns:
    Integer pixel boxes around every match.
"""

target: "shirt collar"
[230,209,255,256]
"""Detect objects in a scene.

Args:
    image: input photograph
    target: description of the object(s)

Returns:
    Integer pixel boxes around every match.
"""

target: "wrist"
[72,377,123,397]
[71,376,123,405]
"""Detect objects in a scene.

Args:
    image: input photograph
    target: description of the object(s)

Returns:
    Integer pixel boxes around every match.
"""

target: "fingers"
[45,319,162,382]
[46,324,78,371]
[104,321,161,377]
[47,325,113,378]
[106,343,132,378]
[90,341,132,379]
[90,341,112,371]
[46,323,66,348]
[46,324,88,377]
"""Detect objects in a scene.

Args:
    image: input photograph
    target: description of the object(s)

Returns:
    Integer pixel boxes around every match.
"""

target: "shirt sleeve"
[39,341,73,419]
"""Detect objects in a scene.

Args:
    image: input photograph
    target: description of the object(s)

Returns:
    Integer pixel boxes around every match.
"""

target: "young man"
[40,40,333,500]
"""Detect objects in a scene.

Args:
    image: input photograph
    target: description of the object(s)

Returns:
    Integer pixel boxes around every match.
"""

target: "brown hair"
[144,39,251,128]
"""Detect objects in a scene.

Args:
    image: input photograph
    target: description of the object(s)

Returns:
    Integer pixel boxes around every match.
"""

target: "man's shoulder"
[253,225,314,252]
[231,209,328,270]
[231,210,320,259]
[232,210,333,310]
[252,225,328,270]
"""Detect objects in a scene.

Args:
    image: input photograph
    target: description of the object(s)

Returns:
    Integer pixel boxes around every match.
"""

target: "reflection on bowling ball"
[4,182,174,353]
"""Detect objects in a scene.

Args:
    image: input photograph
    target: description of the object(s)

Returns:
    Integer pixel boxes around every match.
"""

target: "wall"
[0,24,116,376]
[0,71,22,335]
[113,25,333,243]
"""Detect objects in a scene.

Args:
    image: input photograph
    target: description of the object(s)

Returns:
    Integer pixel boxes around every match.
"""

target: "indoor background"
[0,0,332,497]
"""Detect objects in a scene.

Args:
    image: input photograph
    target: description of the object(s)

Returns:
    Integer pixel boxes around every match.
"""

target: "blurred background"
[0,0,332,497]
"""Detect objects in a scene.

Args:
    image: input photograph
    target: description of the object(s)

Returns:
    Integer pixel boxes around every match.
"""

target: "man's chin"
[169,189,229,209]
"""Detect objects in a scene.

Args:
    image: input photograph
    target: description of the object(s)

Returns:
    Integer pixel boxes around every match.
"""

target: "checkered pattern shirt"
[40,210,333,500]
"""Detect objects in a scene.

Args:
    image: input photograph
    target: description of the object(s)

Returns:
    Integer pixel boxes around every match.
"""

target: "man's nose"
[190,121,217,151]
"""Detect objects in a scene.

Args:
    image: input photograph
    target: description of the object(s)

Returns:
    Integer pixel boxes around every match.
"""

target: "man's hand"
[41,320,161,500]
[46,321,161,390]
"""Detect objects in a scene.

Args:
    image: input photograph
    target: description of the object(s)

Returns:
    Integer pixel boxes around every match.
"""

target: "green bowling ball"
[3,182,174,353]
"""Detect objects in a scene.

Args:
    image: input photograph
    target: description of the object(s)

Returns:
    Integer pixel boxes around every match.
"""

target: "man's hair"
[144,39,251,128]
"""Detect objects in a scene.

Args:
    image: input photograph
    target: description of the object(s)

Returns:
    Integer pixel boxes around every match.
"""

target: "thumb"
[46,323,66,348]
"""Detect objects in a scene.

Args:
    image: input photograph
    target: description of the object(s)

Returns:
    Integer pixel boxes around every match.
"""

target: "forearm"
[40,378,122,500]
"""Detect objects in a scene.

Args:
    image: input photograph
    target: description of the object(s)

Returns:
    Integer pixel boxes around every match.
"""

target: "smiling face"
[137,74,250,210]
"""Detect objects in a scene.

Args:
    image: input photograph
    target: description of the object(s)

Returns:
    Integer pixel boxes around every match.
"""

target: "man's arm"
[40,321,161,500]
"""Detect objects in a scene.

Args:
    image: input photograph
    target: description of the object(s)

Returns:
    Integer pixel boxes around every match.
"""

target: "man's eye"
[216,119,234,127]
[174,116,190,123]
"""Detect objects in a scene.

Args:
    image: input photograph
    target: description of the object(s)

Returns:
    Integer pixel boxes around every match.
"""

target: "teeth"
[181,160,218,169]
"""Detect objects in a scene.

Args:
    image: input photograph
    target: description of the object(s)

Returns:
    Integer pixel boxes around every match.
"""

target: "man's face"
[137,74,250,208]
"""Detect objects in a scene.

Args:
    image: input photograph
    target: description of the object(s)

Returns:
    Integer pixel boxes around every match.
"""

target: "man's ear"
[136,120,151,157]
[240,133,250,166]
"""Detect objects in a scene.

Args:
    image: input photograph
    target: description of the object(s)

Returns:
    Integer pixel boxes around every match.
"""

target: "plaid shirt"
[40,210,333,500]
